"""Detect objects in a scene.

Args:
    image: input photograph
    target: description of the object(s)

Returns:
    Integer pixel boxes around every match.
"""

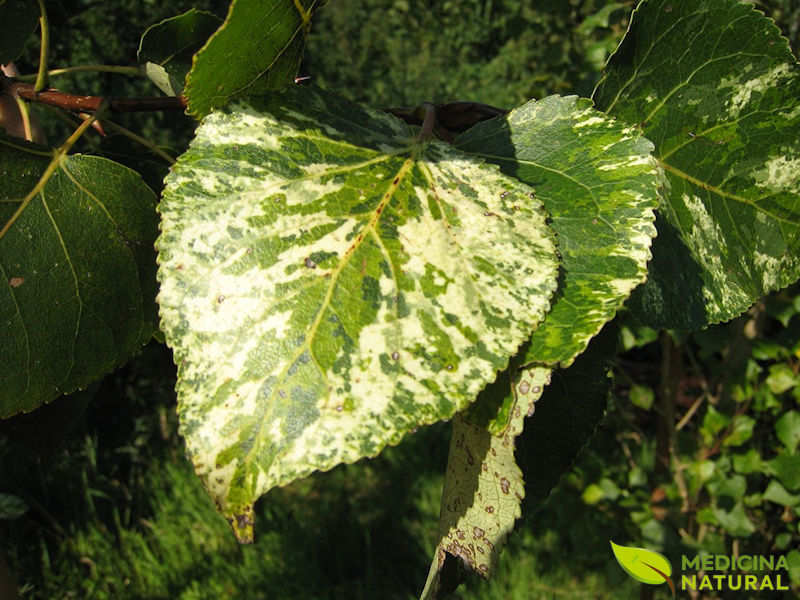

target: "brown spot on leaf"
[500,477,510,494]
[9,277,24,288]
[518,381,530,394]
[304,257,317,268]
[473,526,485,539]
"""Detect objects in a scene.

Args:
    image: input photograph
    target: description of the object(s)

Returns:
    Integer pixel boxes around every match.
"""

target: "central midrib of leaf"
[246,152,417,467]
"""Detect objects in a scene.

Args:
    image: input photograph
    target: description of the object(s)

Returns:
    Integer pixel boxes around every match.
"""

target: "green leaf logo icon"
[610,541,675,596]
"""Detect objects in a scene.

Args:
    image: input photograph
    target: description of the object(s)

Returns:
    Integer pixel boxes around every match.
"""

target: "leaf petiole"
[34,0,50,92]
[16,65,144,83]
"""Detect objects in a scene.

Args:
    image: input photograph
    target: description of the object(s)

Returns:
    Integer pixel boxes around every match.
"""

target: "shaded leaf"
[0,492,27,519]
[0,0,39,64]
[0,135,159,417]
[184,0,320,117]
[516,323,614,511]
[456,94,660,367]
[137,9,222,96]
[157,86,560,542]
[594,0,800,329]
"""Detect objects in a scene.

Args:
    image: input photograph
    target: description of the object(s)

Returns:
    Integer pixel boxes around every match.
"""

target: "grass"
[1,344,645,600]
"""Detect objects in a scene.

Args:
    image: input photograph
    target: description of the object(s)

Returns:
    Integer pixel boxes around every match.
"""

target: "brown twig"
[2,74,186,113]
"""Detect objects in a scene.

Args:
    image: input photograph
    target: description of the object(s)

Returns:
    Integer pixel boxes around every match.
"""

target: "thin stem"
[0,103,106,240]
[34,0,50,92]
[10,79,186,112]
[101,119,175,164]
[13,96,33,142]
[16,65,143,82]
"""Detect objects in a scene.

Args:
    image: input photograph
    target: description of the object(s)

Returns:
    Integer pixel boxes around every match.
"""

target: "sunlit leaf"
[184,0,320,117]
[594,0,800,329]
[156,86,560,542]
[0,135,159,417]
[457,94,661,367]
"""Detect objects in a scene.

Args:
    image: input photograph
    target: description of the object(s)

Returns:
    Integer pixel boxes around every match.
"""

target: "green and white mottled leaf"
[156,86,560,542]
[456,95,661,368]
[183,0,320,118]
[137,9,222,96]
[421,367,550,598]
[0,135,159,418]
[594,0,800,329]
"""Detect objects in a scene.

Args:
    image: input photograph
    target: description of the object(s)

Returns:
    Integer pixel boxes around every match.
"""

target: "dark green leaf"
[516,324,614,511]
[0,0,39,64]
[137,9,222,96]
[184,0,320,117]
[0,135,159,417]
[594,0,800,329]
[0,492,27,519]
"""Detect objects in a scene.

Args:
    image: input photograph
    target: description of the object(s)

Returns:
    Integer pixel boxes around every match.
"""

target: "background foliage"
[1,0,799,598]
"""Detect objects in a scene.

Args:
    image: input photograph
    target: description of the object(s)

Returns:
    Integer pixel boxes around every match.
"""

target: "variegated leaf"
[156,86,560,542]
[594,0,800,329]
[421,366,550,598]
[456,95,661,368]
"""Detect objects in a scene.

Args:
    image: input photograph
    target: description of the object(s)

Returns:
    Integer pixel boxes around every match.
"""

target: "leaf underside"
[137,8,222,97]
[594,0,800,329]
[421,366,550,598]
[156,86,560,541]
[0,136,159,417]
[183,0,319,118]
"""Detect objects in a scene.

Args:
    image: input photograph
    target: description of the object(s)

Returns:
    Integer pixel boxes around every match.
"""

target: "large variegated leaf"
[184,0,320,118]
[156,86,560,542]
[457,95,661,367]
[0,135,159,417]
[594,0,800,329]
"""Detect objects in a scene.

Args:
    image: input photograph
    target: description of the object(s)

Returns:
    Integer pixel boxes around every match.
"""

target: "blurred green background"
[2,1,800,598]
